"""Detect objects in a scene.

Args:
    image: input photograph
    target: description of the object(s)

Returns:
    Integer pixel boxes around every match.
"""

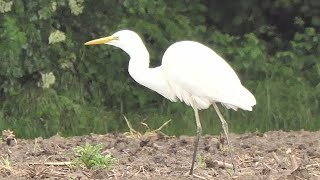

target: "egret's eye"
[113,36,119,40]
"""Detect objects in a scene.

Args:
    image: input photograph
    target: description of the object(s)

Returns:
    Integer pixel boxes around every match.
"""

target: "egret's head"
[85,30,146,55]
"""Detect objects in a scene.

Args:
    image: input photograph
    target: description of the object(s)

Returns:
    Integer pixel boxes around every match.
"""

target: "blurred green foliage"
[0,0,319,138]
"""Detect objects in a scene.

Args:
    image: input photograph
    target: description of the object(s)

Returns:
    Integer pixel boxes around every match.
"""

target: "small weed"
[0,156,11,170]
[0,155,14,176]
[0,155,27,177]
[73,143,115,170]
[33,138,42,152]
[197,153,206,168]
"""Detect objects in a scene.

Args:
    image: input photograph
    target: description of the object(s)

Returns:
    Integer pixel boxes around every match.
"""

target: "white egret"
[85,30,256,175]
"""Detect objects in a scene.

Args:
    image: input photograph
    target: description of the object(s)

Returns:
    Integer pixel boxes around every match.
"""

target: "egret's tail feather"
[220,85,256,111]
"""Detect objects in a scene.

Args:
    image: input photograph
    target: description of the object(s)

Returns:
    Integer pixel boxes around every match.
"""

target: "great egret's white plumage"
[85,30,256,175]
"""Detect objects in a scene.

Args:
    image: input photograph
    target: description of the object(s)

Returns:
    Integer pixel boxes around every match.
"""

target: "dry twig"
[123,115,171,138]
[272,152,282,166]
[29,162,72,166]
[205,159,234,170]
[286,148,299,171]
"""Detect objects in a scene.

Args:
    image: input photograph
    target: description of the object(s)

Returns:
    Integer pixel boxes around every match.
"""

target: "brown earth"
[0,130,320,179]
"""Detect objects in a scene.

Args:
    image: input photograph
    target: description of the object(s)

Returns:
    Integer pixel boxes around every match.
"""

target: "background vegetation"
[0,0,319,138]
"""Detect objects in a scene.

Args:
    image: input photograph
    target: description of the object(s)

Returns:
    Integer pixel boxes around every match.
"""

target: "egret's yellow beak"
[84,35,118,45]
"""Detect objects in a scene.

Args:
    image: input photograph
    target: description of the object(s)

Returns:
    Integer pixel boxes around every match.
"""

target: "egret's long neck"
[127,45,150,70]
[126,45,176,101]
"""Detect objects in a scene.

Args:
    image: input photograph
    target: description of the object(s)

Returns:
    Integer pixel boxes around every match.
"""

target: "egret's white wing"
[162,41,256,110]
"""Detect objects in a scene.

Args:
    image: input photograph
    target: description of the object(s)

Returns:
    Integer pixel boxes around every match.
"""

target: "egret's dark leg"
[189,107,202,175]
[213,103,237,174]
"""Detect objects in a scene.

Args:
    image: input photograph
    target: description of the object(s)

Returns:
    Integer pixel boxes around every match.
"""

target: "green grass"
[1,76,319,139]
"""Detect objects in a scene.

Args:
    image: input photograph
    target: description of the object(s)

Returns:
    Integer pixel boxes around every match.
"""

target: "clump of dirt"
[0,130,319,179]
[2,129,16,146]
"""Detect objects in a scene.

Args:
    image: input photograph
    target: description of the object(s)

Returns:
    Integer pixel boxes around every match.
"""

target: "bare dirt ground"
[1,130,320,179]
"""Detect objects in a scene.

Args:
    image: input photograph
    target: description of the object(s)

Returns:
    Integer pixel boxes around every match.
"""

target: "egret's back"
[162,41,256,110]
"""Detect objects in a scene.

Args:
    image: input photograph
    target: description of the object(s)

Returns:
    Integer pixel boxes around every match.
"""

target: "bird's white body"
[162,41,255,110]
[124,36,256,111]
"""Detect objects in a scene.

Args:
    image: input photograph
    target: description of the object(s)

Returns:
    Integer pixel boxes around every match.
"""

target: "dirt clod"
[2,129,16,146]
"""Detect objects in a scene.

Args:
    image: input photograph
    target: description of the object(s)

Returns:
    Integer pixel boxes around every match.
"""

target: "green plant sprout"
[197,153,206,168]
[0,156,12,170]
[73,143,116,170]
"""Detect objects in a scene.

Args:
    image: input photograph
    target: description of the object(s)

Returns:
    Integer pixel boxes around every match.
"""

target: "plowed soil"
[1,130,319,179]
